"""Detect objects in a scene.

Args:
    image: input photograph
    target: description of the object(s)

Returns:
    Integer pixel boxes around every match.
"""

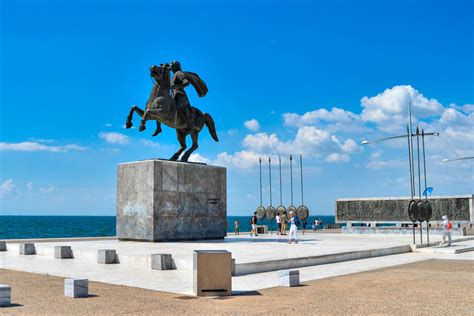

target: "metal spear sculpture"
[276,156,286,230]
[255,158,266,221]
[296,154,309,221]
[407,125,417,245]
[422,129,432,244]
[266,157,276,226]
[288,155,297,216]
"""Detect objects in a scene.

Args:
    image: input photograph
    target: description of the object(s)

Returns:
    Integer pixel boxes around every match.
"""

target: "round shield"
[266,206,276,220]
[287,205,297,214]
[276,206,286,221]
[408,199,417,222]
[296,205,309,220]
[256,206,266,220]
[416,200,426,222]
[424,201,432,221]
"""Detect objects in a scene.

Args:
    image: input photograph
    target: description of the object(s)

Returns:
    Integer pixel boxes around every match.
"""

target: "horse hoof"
[125,121,133,129]
[152,130,161,137]
[139,125,146,132]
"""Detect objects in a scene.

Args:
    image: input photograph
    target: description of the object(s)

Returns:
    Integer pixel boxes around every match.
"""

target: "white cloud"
[39,184,56,193]
[98,132,129,145]
[325,153,350,163]
[243,133,280,153]
[27,182,33,192]
[0,142,87,152]
[244,119,261,132]
[189,153,211,164]
[360,85,444,131]
[214,151,261,169]
[283,107,359,127]
[0,179,15,197]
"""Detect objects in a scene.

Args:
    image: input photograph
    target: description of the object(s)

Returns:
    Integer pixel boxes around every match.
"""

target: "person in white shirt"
[288,211,298,244]
[441,215,452,246]
[276,213,281,235]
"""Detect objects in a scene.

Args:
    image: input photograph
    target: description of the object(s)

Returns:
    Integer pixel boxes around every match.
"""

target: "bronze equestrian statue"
[125,62,219,162]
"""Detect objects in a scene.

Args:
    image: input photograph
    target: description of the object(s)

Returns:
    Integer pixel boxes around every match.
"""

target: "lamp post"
[442,157,474,162]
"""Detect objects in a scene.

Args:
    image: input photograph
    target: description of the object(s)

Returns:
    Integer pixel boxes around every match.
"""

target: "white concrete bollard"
[151,253,173,270]
[0,241,6,251]
[278,270,300,287]
[97,249,117,264]
[55,246,73,259]
[64,278,88,298]
[0,284,11,307]
[19,243,36,255]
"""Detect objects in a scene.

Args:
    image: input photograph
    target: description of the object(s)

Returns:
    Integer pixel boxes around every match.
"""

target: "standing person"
[276,212,281,235]
[250,212,258,237]
[288,211,298,244]
[234,219,240,236]
[281,211,287,235]
[441,215,452,246]
[302,219,307,235]
[312,219,317,231]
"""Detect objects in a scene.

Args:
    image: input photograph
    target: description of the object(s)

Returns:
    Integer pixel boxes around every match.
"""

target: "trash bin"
[193,250,232,296]
[257,225,268,234]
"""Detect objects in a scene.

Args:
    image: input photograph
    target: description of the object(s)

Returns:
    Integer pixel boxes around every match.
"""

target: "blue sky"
[1,0,473,215]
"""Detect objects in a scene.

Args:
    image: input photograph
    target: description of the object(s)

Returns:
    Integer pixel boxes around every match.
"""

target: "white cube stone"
[19,243,36,255]
[0,241,6,251]
[278,270,300,287]
[55,246,73,259]
[97,249,117,264]
[151,253,173,270]
[64,278,88,298]
[0,284,11,307]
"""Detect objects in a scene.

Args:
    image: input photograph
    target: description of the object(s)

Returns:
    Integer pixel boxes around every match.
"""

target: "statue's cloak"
[172,71,208,98]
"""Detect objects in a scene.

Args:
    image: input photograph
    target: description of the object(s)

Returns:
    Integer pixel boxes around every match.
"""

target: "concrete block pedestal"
[0,241,6,251]
[0,284,11,307]
[116,160,227,242]
[97,249,117,264]
[19,243,36,255]
[193,250,232,297]
[64,279,88,298]
[151,254,173,270]
[278,270,300,287]
[55,246,73,259]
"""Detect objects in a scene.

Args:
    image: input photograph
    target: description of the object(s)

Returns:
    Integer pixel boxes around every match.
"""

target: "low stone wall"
[336,195,473,223]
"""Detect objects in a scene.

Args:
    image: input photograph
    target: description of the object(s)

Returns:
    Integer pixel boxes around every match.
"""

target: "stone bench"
[97,249,118,264]
[19,243,36,255]
[0,241,6,251]
[151,253,174,270]
[64,278,88,298]
[278,269,300,287]
[0,284,11,307]
[55,246,73,259]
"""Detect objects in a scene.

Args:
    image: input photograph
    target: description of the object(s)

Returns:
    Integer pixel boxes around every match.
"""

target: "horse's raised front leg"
[152,121,162,137]
[180,131,199,162]
[125,105,144,129]
[170,130,187,161]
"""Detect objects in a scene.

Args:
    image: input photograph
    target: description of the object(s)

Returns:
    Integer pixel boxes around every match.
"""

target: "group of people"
[234,211,311,244]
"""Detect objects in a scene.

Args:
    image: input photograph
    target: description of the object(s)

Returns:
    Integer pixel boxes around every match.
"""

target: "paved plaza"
[1,233,472,295]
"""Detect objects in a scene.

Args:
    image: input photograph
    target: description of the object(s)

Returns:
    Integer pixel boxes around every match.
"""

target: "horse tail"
[203,113,219,142]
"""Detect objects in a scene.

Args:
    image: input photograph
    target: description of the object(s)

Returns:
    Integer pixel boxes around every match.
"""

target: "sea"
[0,215,336,239]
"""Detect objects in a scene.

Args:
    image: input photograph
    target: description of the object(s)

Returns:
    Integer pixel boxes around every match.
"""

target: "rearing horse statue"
[125,64,219,162]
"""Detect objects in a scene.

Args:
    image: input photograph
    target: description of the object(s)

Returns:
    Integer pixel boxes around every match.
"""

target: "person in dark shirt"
[250,211,258,236]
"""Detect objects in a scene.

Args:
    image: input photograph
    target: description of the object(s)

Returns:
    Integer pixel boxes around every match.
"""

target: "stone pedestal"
[151,253,174,270]
[193,250,232,296]
[19,243,36,255]
[0,284,11,307]
[97,249,117,264]
[0,241,6,251]
[278,270,300,287]
[116,160,227,242]
[64,279,88,298]
[55,246,73,259]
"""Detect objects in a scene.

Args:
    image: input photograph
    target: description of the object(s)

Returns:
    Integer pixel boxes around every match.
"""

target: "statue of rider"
[170,61,193,129]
